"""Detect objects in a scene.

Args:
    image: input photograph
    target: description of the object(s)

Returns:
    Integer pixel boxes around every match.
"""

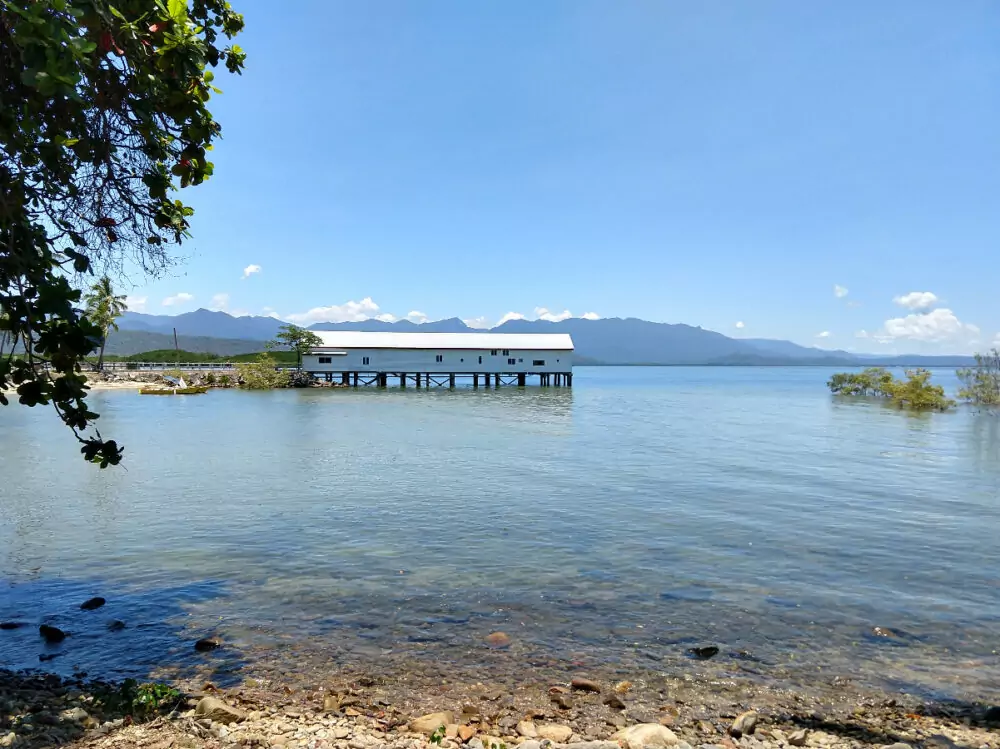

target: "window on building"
[518,358,523,363]
[435,354,443,363]
[507,358,516,365]
[478,356,482,364]
[491,349,497,356]
[362,356,370,366]
[318,357,332,364]
[533,360,545,366]
[502,349,509,356]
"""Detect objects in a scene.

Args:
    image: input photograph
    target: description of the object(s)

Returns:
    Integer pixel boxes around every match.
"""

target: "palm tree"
[84,276,128,370]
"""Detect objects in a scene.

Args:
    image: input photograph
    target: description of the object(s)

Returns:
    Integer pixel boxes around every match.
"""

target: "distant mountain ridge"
[111,309,976,366]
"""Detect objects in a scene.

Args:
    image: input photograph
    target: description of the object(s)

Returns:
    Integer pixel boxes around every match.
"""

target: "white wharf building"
[302,331,574,387]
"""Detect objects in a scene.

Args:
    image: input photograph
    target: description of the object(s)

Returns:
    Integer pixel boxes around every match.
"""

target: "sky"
[122,1,1000,354]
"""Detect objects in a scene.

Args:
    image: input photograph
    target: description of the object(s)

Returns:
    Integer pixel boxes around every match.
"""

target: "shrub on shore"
[236,353,290,390]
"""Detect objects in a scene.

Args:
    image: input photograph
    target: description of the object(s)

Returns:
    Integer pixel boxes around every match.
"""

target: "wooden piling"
[449,374,456,388]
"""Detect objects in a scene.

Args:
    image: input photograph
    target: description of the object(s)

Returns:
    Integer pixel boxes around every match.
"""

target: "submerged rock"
[612,723,680,748]
[39,624,66,643]
[689,645,720,659]
[194,696,246,725]
[194,637,221,652]
[0,622,23,630]
[107,620,126,631]
[983,706,1000,726]
[484,631,511,648]
[571,677,602,693]
[80,597,106,611]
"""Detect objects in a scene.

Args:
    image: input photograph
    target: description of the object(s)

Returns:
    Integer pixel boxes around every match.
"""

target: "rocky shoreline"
[3,655,999,749]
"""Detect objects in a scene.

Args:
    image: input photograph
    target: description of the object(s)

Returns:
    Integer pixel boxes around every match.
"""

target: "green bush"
[829,367,954,411]
[957,349,1000,406]
[236,353,290,389]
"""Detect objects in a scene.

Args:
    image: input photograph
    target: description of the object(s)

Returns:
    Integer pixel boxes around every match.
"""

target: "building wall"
[302,348,572,374]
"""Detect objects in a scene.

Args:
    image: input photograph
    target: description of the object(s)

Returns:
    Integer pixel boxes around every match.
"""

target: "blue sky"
[124,1,999,353]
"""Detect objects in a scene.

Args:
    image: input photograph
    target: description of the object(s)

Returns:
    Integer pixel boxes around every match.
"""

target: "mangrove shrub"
[956,349,1000,406]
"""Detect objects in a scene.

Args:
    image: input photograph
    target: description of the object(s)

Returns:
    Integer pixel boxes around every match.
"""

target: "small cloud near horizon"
[834,284,849,298]
[534,307,573,323]
[735,321,745,329]
[816,331,831,338]
[286,297,382,325]
[125,295,147,312]
[162,292,194,307]
[497,311,526,325]
[242,264,262,279]
[581,312,600,320]
[462,316,490,329]
[406,310,428,324]
[210,292,229,311]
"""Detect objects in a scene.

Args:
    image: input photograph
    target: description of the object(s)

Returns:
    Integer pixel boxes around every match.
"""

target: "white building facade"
[302,331,574,385]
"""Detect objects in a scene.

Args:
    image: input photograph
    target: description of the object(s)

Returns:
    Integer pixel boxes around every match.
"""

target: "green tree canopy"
[956,349,1000,406]
[83,275,127,369]
[272,323,322,369]
[1,0,244,466]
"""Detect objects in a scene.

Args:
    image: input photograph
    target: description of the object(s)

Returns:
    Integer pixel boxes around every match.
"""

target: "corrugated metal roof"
[311,331,574,351]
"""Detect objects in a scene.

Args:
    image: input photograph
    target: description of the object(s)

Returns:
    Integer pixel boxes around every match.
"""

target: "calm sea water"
[1,367,999,700]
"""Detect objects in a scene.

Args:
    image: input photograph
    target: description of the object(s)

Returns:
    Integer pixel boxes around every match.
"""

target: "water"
[2,367,999,700]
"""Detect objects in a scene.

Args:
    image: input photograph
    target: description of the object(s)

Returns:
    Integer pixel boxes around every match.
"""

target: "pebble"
[537,723,574,742]
[789,729,809,746]
[571,678,602,693]
[517,720,538,738]
[194,696,247,725]
[729,711,758,738]
[603,693,626,710]
[408,711,454,735]
[612,723,680,749]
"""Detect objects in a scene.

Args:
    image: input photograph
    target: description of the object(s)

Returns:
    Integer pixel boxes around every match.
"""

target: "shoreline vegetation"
[828,350,1000,412]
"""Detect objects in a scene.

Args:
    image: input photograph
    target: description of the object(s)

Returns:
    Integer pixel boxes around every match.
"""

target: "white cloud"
[463,316,490,329]
[286,297,382,325]
[735,321,745,329]
[581,312,600,320]
[261,307,281,319]
[882,308,979,342]
[816,331,831,338]
[210,292,230,311]
[375,313,397,322]
[497,311,525,326]
[406,310,428,324]
[534,306,573,323]
[162,292,194,307]
[242,264,262,279]
[125,295,147,313]
[893,291,939,311]
[834,285,849,298]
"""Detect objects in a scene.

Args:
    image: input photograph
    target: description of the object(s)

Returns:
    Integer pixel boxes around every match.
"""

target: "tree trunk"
[297,350,302,371]
[97,329,107,370]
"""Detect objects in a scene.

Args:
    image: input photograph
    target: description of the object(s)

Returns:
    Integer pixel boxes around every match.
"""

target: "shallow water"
[1,367,999,700]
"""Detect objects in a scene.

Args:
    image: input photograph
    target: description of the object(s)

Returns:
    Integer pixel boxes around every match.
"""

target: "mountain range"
[107,309,977,366]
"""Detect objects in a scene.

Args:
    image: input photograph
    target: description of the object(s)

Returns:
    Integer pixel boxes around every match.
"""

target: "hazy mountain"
[117,309,285,340]
[103,330,269,356]
[107,309,977,365]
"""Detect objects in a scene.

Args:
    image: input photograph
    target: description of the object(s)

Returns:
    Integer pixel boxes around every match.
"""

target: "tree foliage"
[829,367,954,411]
[83,275,126,368]
[235,351,289,390]
[827,367,895,397]
[956,349,1000,406]
[1,0,244,466]
[272,323,322,369]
